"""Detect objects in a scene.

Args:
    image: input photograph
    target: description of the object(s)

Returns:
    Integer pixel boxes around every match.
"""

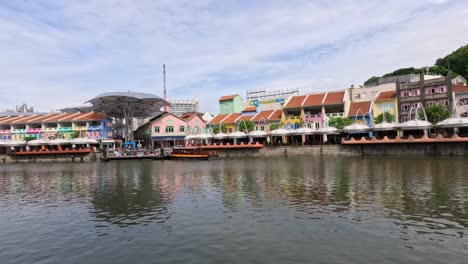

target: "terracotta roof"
[348,101,372,116]
[11,115,43,124]
[42,113,72,122]
[323,91,345,105]
[236,115,253,122]
[283,95,307,109]
[72,112,107,121]
[242,106,257,112]
[453,84,468,93]
[207,114,229,125]
[268,109,282,121]
[302,93,326,107]
[376,91,396,101]
[221,113,242,124]
[251,110,274,122]
[25,114,60,123]
[0,116,26,125]
[219,94,239,101]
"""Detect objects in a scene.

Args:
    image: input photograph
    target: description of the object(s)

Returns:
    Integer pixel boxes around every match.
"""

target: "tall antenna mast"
[163,64,167,112]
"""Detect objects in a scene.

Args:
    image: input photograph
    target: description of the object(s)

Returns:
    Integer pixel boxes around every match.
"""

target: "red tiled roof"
[11,115,43,124]
[242,106,257,112]
[25,114,60,123]
[283,95,306,109]
[268,109,282,121]
[302,93,326,107]
[251,110,274,122]
[323,91,345,105]
[219,94,239,101]
[72,112,107,121]
[221,113,241,124]
[41,113,72,122]
[0,116,25,125]
[207,114,229,125]
[348,101,372,116]
[453,84,468,93]
[376,91,396,101]
[236,115,253,122]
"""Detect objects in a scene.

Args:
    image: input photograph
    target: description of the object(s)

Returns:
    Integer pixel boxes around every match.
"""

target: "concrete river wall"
[216,142,468,158]
[0,152,97,164]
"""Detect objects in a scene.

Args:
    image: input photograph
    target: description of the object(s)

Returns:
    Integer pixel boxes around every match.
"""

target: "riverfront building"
[373,91,398,123]
[453,84,468,117]
[219,95,243,114]
[134,112,206,148]
[0,112,113,141]
[396,73,454,123]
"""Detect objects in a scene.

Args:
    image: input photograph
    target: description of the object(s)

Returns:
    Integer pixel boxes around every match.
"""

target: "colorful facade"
[373,91,398,123]
[0,112,113,141]
[134,112,206,148]
[219,95,243,114]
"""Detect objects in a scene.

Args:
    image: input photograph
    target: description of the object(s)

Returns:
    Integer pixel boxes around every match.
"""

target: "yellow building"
[373,91,398,123]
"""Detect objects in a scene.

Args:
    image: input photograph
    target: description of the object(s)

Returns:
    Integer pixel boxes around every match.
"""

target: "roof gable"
[323,91,345,105]
[348,101,372,116]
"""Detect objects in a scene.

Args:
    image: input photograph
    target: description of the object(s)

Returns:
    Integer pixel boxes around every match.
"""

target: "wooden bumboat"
[168,147,218,160]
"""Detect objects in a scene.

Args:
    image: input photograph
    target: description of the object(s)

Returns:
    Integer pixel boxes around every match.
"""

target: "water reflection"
[0,157,467,262]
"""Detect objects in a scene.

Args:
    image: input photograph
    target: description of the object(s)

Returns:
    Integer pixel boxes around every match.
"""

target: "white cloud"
[0,0,466,113]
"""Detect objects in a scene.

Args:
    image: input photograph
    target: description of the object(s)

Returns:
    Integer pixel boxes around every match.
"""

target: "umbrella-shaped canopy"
[49,139,71,145]
[228,131,248,138]
[0,140,27,146]
[373,122,397,131]
[317,126,340,135]
[248,130,268,138]
[71,138,98,144]
[270,128,292,136]
[86,92,170,118]
[195,133,213,139]
[291,127,315,135]
[27,139,50,146]
[185,134,195,140]
[214,133,228,139]
[343,123,371,133]
[397,119,433,130]
[436,117,468,128]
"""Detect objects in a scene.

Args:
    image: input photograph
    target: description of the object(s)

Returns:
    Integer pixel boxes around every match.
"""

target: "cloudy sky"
[1,0,467,113]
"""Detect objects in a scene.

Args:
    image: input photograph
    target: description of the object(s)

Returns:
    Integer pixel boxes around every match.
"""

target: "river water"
[0,157,467,264]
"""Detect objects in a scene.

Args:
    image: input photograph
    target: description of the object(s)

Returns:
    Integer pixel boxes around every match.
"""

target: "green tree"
[328,117,353,130]
[268,123,280,131]
[238,120,255,132]
[24,136,36,142]
[212,125,227,134]
[419,104,450,125]
[69,131,80,139]
[436,44,468,80]
[364,76,380,85]
[374,112,394,124]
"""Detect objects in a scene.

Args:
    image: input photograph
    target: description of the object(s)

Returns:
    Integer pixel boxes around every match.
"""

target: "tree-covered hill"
[364,45,467,85]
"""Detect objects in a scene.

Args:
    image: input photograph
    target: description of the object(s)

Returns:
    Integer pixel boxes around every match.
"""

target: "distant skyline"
[1,0,467,113]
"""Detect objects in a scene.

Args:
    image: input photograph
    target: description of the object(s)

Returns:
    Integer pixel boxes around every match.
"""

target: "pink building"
[134,112,206,148]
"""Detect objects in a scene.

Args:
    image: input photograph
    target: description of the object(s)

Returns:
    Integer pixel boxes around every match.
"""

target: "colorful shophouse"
[0,112,113,141]
[373,91,398,123]
[347,101,373,137]
[134,112,206,148]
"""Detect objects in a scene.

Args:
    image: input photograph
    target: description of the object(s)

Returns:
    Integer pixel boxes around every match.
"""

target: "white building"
[168,99,199,117]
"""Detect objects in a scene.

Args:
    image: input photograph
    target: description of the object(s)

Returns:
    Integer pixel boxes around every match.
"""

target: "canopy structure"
[249,130,268,138]
[228,131,248,138]
[214,133,228,139]
[291,127,315,135]
[343,123,371,133]
[437,117,468,128]
[318,126,340,135]
[58,105,93,113]
[373,122,397,131]
[86,92,170,141]
[397,120,433,130]
[270,128,292,136]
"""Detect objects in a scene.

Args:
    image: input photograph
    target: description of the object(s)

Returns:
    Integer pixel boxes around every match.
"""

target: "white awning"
[270,128,292,136]
[373,122,397,131]
[343,123,371,133]
[397,120,433,130]
[228,131,248,138]
[248,130,268,137]
[436,117,468,128]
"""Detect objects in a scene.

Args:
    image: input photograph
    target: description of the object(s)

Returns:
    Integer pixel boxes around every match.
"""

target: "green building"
[219,94,243,114]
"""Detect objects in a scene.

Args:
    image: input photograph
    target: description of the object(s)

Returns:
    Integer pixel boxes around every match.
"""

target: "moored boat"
[168,147,218,160]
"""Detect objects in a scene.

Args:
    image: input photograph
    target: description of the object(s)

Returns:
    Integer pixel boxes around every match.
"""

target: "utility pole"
[163,64,167,112]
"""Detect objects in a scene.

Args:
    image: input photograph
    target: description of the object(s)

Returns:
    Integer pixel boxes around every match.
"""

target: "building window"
[165,126,174,133]
[179,126,185,133]
[439,99,449,106]
[154,126,160,133]
[401,103,411,110]
[354,94,361,100]
[194,126,200,133]
[401,91,410,97]
[401,116,409,122]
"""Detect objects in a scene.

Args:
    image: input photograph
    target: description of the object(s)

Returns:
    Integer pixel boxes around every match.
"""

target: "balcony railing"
[12,129,27,134]
[88,126,102,131]
[72,126,88,131]
[325,112,345,118]
[58,127,73,133]
[26,128,42,133]
[0,129,11,134]
[285,116,302,123]
[43,127,58,132]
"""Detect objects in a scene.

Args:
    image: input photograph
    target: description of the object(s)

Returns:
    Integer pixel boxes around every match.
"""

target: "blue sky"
[0,0,467,113]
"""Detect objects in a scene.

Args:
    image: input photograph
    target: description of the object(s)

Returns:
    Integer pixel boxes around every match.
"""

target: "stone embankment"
[0,152,97,164]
